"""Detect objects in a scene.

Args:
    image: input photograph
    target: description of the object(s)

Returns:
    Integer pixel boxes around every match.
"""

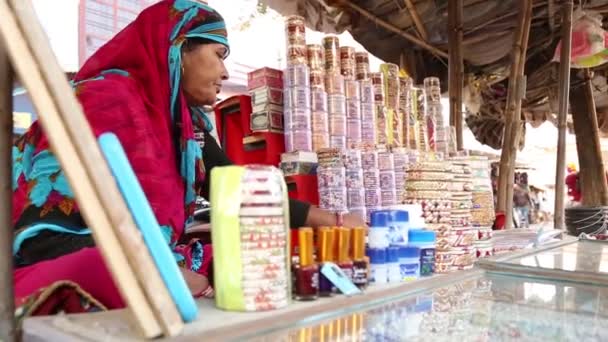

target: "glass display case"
[22,238,608,341]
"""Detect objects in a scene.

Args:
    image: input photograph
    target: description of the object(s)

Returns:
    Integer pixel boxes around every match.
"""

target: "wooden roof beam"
[403,0,429,41]
[336,0,448,59]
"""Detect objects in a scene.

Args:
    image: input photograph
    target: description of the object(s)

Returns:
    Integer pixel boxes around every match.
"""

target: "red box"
[239,132,285,166]
[247,67,283,90]
[213,95,252,145]
[286,175,319,206]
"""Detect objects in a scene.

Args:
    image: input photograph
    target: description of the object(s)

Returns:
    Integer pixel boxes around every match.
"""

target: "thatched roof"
[263,0,608,149]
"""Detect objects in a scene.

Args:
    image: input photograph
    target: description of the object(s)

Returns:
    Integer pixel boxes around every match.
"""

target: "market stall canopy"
[262,0,608,149]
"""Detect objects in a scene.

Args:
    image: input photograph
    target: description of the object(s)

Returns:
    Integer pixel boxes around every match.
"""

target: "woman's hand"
[305,206,368,229]
[342,212,368,229]
[180,267,213,297]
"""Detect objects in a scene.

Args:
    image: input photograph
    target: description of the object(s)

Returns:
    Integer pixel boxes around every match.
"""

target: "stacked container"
[380,63,402,147]
[248,68,284,133]
[378,149,397,207]
[370,72,388,146]
[410,87,429,152]
[362,149,381,222]
[307,44,329,151]
[392,147,409,200]
[399,76,414,149]
[468,156,495,258]
[316,148,347,213]
[345,80,362,147]
[433,158,476,273]
[423,77,448,154]
[284,16,312,152]
[284,65,312,152]
[343,149,366,221]
[355,52,370,81]
[211,165,290,312]
[360,79,376,146]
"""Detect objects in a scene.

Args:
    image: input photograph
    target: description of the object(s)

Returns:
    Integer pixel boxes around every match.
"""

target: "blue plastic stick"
[98,133,198,322]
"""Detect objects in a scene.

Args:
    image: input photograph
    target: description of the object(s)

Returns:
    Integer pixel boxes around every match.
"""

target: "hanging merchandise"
[211,165,291,312]
[552,9,608,69]
[285,15,307,65]
[355,52,370,80]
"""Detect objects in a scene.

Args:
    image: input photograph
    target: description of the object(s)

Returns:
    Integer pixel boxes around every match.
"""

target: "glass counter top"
[503,240,608,276]
[248,273,608,341]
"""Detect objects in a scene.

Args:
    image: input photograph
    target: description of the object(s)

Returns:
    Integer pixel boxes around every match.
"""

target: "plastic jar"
[387,246,401,283]
[368,248,387,284]
[388,210,410,245]
[368,210,390,249]
[398,246,420,281]
[408,229,436,276]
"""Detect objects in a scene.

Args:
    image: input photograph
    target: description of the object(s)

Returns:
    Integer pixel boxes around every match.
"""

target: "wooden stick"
[403,0,428,41]
[448,0,464,150]
[554,1,573,230]
[0,36,16,342]
[547,0,556,32]
[7,0,185,337]
[0,0,164,338]
[571,71,608,207]
[336,0,448,59]
[497,0,533,230]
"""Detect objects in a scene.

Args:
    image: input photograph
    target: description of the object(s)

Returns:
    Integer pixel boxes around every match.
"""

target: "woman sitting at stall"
[12,0,366,315]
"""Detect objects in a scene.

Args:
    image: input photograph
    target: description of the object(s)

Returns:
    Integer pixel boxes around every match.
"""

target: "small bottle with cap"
[351,227,369,289]
[387,246,401,283]
[368,248,388,284]
[336,227,354,281]
[293,228,319,301]
[317,227,336,297]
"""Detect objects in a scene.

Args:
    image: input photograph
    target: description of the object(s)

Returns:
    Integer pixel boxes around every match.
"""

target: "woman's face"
[181,43,229,107]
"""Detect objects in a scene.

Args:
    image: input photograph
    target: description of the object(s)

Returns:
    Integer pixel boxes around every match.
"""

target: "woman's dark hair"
[182,37,213,52]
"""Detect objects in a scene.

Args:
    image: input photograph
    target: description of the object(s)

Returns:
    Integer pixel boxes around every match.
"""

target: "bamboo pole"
[0,36,16,342]
[571,70,608,207]
[403,0,429,41]
[554,1,573,230]
[497,0,533,230]
[336,0,449,59]
[448,0,464,150]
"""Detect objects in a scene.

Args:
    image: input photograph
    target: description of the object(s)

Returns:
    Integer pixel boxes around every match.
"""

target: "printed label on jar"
[352,266,368,286]
[420,248,435,276]
[400,262,420,281]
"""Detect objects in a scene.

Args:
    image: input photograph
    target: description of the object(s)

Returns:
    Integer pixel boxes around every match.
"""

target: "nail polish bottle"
[293,227,319,301]
[351,226,369,289]
[336,227,354,281]
[317,227,335,297]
